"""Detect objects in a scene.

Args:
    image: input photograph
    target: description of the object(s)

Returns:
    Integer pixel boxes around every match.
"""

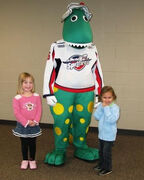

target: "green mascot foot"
[44,150,66,166]
[74,147,99,161]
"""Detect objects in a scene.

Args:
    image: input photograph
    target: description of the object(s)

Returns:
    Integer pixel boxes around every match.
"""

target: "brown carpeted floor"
[0,124,144,180]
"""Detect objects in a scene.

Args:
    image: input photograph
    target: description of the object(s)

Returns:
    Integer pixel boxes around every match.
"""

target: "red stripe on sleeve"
[95,66,102,95]
[49,68,55,94]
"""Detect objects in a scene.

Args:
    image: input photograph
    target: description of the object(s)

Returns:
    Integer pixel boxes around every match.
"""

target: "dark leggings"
[98,139,114,171]
[20,137,36,160]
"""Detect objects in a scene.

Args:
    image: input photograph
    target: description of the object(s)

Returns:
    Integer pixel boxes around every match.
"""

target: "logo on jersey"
[63,54,91,71]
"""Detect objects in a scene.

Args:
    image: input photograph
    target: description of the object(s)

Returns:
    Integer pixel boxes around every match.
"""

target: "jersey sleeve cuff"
[24,120,29,128]
[43,94,54,98]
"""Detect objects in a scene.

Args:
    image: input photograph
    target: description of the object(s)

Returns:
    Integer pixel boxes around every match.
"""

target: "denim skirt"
[12,122,42,138]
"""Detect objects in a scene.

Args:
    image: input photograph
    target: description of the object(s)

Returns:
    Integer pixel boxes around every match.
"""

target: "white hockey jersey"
[43,40,104,97]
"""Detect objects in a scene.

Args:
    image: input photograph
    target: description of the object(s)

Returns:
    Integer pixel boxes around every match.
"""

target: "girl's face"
[22,77,33,93]
[101,91,114,105]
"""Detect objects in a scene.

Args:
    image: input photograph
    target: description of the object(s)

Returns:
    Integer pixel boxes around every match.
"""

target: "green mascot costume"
[43,2,104,166]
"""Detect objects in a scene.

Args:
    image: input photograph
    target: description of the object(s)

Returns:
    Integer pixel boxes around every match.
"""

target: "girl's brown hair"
[17,72,35,94]
[99,86,117,102]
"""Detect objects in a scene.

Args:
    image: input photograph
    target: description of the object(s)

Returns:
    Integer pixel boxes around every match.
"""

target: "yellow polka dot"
[86,126,89,134]
[80,118,85,124]
[68,105,74,113]
[76,104,83,112]
[63,138,67,142]
[70,124,73,128]
[69,134,73,143]
[65,118,70,124]
[55,127,62,135]
[53,103,64,115]
[53,87,58,93]
[87,101,94,113]
[80,137,84,141]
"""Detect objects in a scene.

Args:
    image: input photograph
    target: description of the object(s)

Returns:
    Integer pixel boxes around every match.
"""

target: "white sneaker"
[29,160,37,170]
[20,160,29,170]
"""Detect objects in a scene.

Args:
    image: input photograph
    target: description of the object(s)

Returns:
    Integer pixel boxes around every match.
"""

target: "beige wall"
[0,0,144,130]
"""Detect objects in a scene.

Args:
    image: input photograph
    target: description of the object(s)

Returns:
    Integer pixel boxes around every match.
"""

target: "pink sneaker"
[29,160,37,170]
[20,160,29,170]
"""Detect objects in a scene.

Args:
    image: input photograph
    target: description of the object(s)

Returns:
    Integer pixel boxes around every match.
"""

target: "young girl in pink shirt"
[12,72,42,170]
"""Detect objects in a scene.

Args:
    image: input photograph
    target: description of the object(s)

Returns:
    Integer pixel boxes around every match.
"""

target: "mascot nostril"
[43,2,104,166]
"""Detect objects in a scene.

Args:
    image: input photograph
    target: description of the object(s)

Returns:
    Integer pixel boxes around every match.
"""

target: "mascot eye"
[83,16,88,22]
[71,15,78,22]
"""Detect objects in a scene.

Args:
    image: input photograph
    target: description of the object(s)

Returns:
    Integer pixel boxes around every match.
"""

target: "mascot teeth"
[66,41,92,48]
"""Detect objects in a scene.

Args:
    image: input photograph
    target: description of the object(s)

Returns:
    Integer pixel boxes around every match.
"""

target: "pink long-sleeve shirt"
[13,93,42,127]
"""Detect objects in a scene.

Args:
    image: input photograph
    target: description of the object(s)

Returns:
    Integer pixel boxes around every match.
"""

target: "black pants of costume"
[98,139,114,171]
[20,137,36,160]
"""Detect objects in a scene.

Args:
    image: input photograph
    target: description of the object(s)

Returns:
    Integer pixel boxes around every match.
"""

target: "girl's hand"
[28,120,33,125]
[28,120,36,127]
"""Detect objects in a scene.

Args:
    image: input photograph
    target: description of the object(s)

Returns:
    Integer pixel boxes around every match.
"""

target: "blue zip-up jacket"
[94,102,120,141]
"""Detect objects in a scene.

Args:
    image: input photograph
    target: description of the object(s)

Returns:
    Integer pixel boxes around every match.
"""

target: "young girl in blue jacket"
[93,86,120,176]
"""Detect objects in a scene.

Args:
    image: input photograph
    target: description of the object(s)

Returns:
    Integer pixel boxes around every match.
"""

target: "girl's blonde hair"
[17,72,35,94]
[99,86,117,102]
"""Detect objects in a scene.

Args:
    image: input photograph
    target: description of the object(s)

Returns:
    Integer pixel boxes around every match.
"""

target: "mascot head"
[62,2,93,47]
